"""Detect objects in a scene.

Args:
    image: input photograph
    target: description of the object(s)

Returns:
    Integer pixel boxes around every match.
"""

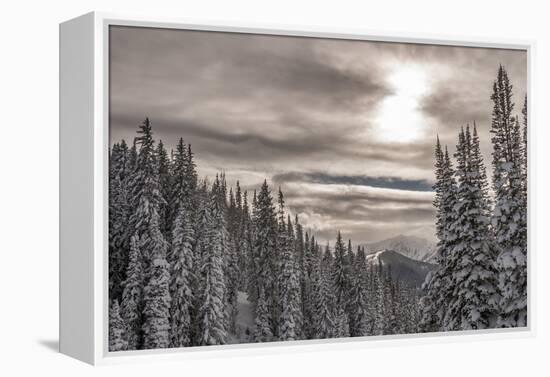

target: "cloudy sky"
[109,25,527,244]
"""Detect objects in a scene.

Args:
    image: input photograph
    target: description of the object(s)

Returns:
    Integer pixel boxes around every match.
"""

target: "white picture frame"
[59,11,535,365]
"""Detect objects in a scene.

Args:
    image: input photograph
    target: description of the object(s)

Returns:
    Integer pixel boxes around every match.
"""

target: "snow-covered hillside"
[362,234,437,263]
[366,249,437,287]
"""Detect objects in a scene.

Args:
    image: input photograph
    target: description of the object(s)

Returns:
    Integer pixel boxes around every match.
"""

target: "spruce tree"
[225,188,240,334]
[419,139,458,332]
[109,140,131,302]
[252,180,278,334]
[142,217,171,349]
[302,233,317,339]
[196,183,227,346]
[169,138,188,228]
[169,206,195,347]
[521,96,528,206]
[155,140,171,238]
[490,66,527,327]
[127,118,166,271]
[370,264,385,335]
[120,235,144,350]
[239,191,254,292]
[332,231,350,334]
[109,300,128,352]
[350,246,369,337]
[313,244,336,339]
[278,216,302,341]
[345,239,356,336]
[444,125,499,330]
[254,285,273,342]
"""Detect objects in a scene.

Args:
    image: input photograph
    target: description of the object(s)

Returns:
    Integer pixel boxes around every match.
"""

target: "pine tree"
[350,246,369,337]
[301,233,318,339]
[490,66,528,327]
[109,139,131,300]
[278,216,302,341]
[313,244,336,339]
[196,183,227,346]
[120,235,144,350]
[155,140,171,238]
[168,206,195,347]
[294,215,307,339]
[383,267,399,334]
[109,140,131,302]
[370,264,385,335]
[169,138,188,228]
[254,285,273,342]
[142,217,171,349]
[521,96,528,204]
[345,239,357,336]
[251,180,278,334]
[332,231,350,334]
[444,125,499,330]
[127,118,166,271]
[236,185,250,290]
[109,300,128,352]
[239,191,253,291]
[225,188,240,334]
[246,190,260,306]
[419,139,458,332]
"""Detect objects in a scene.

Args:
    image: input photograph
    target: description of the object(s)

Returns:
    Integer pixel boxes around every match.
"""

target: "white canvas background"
[1,0,548,375]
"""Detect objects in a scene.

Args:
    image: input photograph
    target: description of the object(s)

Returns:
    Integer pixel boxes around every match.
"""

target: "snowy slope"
[362,234,437,263]
[366,249,437,287]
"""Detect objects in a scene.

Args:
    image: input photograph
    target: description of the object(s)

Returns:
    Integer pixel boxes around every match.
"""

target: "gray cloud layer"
[109,26,527,243]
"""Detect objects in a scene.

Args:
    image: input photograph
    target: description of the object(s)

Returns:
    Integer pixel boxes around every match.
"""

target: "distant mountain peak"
[361,234,437,263]
[365,249,437,287]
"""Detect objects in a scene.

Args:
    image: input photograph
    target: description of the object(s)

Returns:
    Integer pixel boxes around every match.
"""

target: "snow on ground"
[366,250,387,266]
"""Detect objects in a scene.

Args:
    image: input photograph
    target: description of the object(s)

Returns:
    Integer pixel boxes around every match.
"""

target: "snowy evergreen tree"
[521,96,528,206]
[239,191,254,291]
[109,140,131,302]
[251,180,278,334]
[313,244,336,339]
[349,246,369,337]
[293,215,307,339]
[169,206,195,347]
[225,188,240,334]
[127,118,166,271]
[371,264,386,335]
[278,216,302,341]
[120,235,144,350]
[109,300,128,352]
[301,233,319,339]
[420,139,458,333]
[444,125,499,330]
[332,231,350,334]
[169,138,187,227]
[155,140,171,238]
[254,285,273,342]
[196,183,227,346]
[345,239,356,335]
[490,66,528,327]
[142,217,171,349]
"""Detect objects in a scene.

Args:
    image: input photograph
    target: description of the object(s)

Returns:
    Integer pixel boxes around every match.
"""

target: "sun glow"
[375,65,429,143]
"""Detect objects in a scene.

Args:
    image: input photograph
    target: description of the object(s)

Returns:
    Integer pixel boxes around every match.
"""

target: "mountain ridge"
[361,234,437,263]
[365,249,437,287]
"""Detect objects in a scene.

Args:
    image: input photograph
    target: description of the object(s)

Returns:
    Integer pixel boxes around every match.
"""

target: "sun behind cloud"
[375,64,430,143]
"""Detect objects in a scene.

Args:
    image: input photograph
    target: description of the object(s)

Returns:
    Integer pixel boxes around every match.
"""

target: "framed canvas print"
[59,12,533,365]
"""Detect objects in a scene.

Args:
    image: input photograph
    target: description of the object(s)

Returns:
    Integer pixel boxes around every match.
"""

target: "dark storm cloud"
[272,172,433,191]
[109,25,527,243]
